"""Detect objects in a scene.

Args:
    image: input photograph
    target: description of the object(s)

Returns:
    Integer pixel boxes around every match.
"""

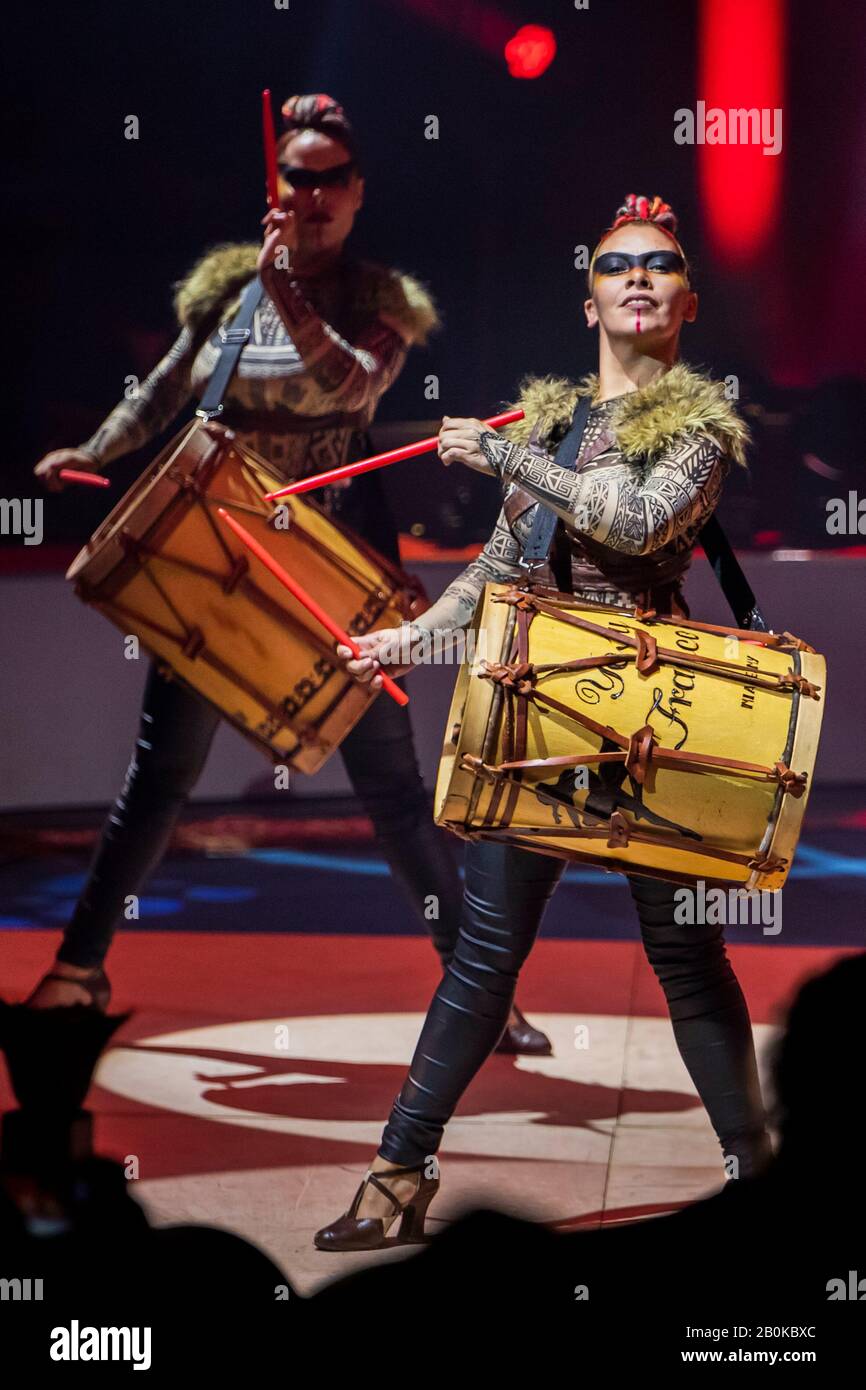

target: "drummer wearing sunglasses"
[28,93,550,1056]
[257,149,364,288]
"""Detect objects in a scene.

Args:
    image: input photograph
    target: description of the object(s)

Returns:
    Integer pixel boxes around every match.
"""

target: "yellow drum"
[435,583,826,891]
[67,420,426,774]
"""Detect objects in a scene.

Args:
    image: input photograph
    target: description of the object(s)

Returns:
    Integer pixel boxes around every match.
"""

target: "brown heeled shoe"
[495,1002,553,1056]
[314,1163,439,1252]
[25,967,111,1012]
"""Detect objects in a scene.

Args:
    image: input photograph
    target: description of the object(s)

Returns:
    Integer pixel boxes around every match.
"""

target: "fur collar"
[172,241,439,345]
[501,361,750,469]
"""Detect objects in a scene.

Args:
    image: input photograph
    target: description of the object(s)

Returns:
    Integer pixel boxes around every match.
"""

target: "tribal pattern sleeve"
[413,504,524,634]
[260,266,411,413]
[480,430,728,556]
[79,326,197,465]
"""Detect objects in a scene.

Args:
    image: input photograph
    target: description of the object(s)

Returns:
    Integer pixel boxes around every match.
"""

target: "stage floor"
[1,788,863,1296]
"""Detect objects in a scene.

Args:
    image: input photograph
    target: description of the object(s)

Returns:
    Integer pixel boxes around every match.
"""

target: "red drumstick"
[264,408,526,500]
[216,507,409,707]
[59,469,111,488]
[262,88,280,209]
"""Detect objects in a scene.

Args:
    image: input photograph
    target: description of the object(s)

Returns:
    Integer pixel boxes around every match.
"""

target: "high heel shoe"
[314,1162,439,1252]
[495,1002,553,1056]
[25,967,111,1012]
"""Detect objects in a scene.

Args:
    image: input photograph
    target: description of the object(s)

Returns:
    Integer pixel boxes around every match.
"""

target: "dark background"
[5,0,866,549]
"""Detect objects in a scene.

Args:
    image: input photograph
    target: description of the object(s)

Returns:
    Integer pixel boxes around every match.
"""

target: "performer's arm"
[77,326,198,466]
[478,431,728,556]
[412,505,525,635]
[260,265,411,413]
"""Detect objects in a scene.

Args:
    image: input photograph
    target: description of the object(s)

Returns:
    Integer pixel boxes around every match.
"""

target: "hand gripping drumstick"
[216,508,409,707]
[264,409,525,500]
[262,88,281,209]
[59,469,111,488]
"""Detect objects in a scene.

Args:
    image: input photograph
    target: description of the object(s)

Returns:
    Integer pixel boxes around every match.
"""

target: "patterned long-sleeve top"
[415,366,748,632]
[79,243,438,484]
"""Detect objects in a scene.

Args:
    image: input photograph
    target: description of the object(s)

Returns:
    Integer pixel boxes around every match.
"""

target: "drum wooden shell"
[67,421,426,774]
[435,584,826,891]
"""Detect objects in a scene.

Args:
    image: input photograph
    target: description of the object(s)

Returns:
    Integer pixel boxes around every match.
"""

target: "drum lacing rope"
[456,588,806,878]
[457,755,791,872]
[494,589,817,655]
[470,657,810,798]
[490,588,822,700]
[478,658,536,697]
[462,747,807,799]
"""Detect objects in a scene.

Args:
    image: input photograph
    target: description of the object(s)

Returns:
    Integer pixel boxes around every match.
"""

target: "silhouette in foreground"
[0,1001,302,1367]
[311,954,866,1361]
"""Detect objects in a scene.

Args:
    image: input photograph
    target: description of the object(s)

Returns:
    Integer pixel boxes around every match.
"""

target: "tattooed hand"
[437,417,506,475]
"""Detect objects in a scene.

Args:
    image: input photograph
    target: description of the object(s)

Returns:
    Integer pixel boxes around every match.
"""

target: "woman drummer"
[316,194,774,1251]
[28,92,548,1054]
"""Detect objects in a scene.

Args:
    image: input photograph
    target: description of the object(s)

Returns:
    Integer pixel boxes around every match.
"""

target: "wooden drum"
[435,583,826,891]
[67,420,426,774]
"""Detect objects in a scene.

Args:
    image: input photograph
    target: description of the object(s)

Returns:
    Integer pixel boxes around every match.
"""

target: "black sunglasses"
[593,250,686,276]
[277,160,356,190]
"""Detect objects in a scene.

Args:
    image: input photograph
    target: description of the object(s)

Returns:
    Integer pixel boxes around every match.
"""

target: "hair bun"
[611,193,678,235]
[281,92,346,128]
[279,92,359,163]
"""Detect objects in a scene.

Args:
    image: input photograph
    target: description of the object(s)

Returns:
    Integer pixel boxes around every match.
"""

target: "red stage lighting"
[698,0,785,266]
[504,24,556,79]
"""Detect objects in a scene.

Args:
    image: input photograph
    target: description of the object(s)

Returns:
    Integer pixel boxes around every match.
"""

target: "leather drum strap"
[196,276,265,422]
[521,396,592,570]
[698,513,768,631]
[521,392,769,630]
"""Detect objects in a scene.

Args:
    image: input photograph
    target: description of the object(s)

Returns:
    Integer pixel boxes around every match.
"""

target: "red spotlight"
[698,0,785,266]
[504,24,556,79]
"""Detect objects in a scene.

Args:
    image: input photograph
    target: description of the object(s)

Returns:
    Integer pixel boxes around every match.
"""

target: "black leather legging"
[379,839,772,1175]
[58,660,463,969]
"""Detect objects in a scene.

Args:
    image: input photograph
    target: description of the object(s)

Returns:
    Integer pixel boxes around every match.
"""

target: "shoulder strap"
[195,275,264,422]
[518,395,768,630]
[520,395,592,569]
[697,513,768,631]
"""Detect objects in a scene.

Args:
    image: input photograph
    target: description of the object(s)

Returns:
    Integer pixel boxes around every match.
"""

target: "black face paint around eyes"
[593,251,686,276]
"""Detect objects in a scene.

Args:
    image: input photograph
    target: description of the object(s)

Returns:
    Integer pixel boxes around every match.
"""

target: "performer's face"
[584,225,697,345]
[276,130,365,255]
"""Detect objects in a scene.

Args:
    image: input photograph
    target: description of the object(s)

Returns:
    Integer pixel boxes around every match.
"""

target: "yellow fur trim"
[345,261,440,345]
[172,242,439,345]
[501,361,750,469]
[173,243,259,331]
